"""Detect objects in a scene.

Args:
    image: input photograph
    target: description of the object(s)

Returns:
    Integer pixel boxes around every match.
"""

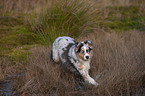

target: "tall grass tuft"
[28,0,96,46]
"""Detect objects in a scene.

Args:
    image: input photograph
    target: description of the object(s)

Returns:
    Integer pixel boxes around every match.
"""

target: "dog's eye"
[82,51,85,54]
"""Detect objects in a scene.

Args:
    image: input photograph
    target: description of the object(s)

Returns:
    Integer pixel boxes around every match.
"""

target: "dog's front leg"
[78,65,98,86]
[85,74,99,86]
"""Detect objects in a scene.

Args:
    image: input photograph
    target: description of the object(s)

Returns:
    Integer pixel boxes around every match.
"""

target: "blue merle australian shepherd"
[51,36,98,87]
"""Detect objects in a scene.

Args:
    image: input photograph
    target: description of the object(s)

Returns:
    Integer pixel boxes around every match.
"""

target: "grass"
[28,0,97,45]
[8,46,31,61]
[94,0,145,32]
[0,0,145,95]
[0,20,41,61]
[98,6,145,31]
[14,30,144,95]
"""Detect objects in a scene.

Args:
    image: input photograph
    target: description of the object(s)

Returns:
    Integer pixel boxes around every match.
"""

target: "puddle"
[0,80,11,96]
[0,73,26,96]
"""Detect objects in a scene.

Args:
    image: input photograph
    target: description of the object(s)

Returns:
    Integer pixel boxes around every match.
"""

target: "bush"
[28,0,96,46]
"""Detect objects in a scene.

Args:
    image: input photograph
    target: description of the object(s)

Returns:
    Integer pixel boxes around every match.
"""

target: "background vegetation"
[0,0,145,95]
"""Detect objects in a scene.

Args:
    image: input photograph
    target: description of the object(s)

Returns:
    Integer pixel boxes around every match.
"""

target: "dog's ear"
[84,40,93,50]
[75,42,83,52]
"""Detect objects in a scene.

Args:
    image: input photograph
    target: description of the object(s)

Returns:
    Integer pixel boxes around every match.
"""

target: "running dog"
[51,36,98,86]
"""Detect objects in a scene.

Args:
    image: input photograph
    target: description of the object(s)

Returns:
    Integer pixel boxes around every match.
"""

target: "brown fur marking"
[78,52,85,60]
[79,65,84,69]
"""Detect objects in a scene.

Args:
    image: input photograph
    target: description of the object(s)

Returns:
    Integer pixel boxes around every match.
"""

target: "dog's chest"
[68,49,90,71]
[79,61,90,71]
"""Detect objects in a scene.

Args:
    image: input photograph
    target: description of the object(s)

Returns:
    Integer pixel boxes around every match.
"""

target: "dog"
[51,36,98,87]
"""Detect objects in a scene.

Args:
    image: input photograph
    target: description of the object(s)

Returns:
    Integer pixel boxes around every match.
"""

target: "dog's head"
[75,40,93,61]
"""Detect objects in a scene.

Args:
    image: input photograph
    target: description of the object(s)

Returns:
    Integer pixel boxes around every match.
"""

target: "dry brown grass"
[13,30,144,95]
[0,57,18,81]
[0,0,48,16]
[19,46,79,95]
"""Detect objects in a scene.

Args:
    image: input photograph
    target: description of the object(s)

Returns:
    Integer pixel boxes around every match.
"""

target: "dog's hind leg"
[51,45,60,63]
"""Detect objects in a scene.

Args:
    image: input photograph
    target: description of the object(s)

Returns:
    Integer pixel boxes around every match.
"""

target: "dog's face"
[76,40,93,61]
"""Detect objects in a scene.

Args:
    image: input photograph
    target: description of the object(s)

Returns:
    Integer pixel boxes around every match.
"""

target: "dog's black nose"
[86,56,89,59]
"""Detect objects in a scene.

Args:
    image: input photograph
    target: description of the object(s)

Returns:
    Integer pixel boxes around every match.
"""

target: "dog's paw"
[87,76,99,87]
[91,79,99,87]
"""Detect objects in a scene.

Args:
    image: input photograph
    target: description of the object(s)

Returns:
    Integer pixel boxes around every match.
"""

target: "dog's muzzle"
[84,55,90,60]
